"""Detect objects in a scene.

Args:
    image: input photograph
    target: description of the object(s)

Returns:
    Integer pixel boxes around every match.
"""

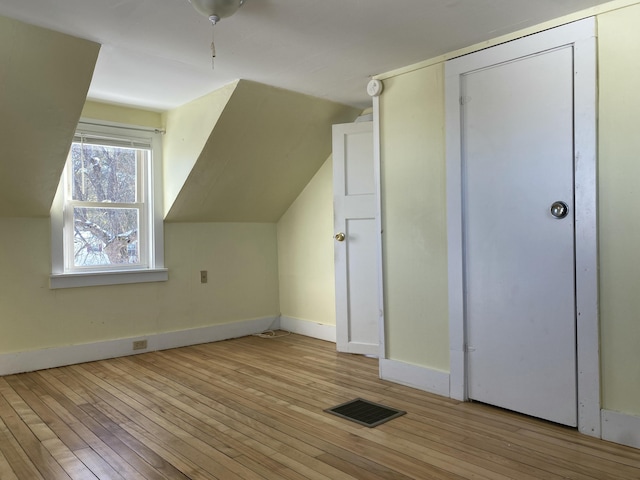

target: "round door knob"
[334,232,346,242]
[550,201,569,219]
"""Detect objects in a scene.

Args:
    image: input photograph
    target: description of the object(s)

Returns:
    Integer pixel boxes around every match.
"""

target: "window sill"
[50,268,168,289]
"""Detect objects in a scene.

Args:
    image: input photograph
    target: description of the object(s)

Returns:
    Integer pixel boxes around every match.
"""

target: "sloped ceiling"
[0,16,99,218]
[162,81,239,216]
[164,80,361,222]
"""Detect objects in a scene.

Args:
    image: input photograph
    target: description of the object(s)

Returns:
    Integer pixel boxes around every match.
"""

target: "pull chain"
[211,23,216,69]
[209,15,220,70]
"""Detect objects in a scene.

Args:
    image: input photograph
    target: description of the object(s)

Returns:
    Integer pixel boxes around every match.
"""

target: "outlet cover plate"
[133,340,148,350]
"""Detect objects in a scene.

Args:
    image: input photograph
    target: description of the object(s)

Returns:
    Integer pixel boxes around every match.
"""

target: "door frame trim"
[444,18,600,437]
[373,96,387,360]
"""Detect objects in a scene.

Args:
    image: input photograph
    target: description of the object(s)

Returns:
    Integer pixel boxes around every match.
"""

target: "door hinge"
[460,96,471,105]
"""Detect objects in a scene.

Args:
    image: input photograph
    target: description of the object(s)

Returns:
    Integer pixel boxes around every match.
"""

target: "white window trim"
[50,119,167,289]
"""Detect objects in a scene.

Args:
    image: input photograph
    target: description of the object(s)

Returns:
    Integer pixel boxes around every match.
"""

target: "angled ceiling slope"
[164,80,361,223]
[0,15,100,218]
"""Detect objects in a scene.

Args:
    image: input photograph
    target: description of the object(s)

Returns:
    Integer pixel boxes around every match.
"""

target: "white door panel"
[333,122,380,355]
[463,47,577,426]
[344,218,379,348]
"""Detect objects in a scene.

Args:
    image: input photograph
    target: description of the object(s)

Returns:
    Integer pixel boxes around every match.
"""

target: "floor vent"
[324,398,406,428]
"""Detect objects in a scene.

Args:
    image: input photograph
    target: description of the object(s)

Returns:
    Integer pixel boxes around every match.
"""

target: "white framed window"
[50,120,167,288]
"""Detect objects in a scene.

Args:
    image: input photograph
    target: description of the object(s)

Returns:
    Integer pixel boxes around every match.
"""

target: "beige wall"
[163,80,359,223]
[0,101,280,355]
[0,15,99,218]
[379,65,449,371]
[277,156,336,325]
[598,4,640,416]
[378,1,640,417]
[0,218,279,353]
[82,100,163,128]
[161,82,238,217]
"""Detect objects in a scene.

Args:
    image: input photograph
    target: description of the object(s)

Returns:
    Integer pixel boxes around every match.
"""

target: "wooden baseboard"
[279,316,336,343]
[379,358,450,398]
[0,316,279,376]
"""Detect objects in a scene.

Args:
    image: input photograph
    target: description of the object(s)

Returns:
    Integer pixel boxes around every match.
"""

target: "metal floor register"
[324,398,406,428]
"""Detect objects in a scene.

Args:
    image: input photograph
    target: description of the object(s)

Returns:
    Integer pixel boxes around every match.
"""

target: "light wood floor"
[1,334,639,479]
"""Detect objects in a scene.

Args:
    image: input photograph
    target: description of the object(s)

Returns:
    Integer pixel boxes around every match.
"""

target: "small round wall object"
[550,201,569,219]
[367,79,384,97]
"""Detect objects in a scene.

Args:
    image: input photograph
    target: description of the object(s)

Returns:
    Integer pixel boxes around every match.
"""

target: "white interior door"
[462,46,577,426]
[333,121,380,355]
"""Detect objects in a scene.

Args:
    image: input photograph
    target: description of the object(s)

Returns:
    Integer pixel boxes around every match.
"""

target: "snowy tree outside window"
[67,141,145,268]
[50,121,167,289]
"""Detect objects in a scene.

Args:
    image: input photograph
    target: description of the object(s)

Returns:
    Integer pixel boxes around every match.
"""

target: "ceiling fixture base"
[189,0,245,21]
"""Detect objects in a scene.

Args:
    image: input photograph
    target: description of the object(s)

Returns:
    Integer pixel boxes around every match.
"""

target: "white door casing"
[333,121,380,355]
[445,18,600,436]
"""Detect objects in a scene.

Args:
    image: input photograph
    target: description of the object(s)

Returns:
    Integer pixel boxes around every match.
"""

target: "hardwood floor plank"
[461,434,617,480]
[73,447,126,480]
[122,355,413,479]
[316,451,417,480]
[78,403,193,480]
[144,338,640,480]
[1,334,640,479]
[108,357,327,460]
[0,416,42,480]
[86,360,333,480]
[131,348,470,478]
[81,363,358,480]
[118,420,222,480]
[133,350,496,480]
[65,365,256,480]
[179,354,498,478]
[233,454,310,480]
[29,372,165,480]
[3,375,87,452]
[0,446,20,480]
[0,381,73,480]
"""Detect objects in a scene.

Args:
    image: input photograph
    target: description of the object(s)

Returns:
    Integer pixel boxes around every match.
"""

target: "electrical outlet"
[133,340,147,351]
[200,270,208,283]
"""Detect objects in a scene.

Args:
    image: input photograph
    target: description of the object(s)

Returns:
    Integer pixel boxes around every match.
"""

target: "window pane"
[70,143,143,203]
[73,207,140,267]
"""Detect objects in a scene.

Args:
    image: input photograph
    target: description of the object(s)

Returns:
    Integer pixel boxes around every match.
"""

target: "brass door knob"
[334,232,346,242]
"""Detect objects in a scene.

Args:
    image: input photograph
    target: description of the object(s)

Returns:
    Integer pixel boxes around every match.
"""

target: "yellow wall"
[161,82,238,217]
[379,65,449,371]
[0,218,279,353]
[277,156,336,325]
[378,0,640,417]
[82,100,163,128]
[0,15,99,218]
[164,80,359,223]
[598,4,640,416]
[0,101,279,355]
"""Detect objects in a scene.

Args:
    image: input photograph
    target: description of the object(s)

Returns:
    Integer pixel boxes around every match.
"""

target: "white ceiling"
[0,0,612,111]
